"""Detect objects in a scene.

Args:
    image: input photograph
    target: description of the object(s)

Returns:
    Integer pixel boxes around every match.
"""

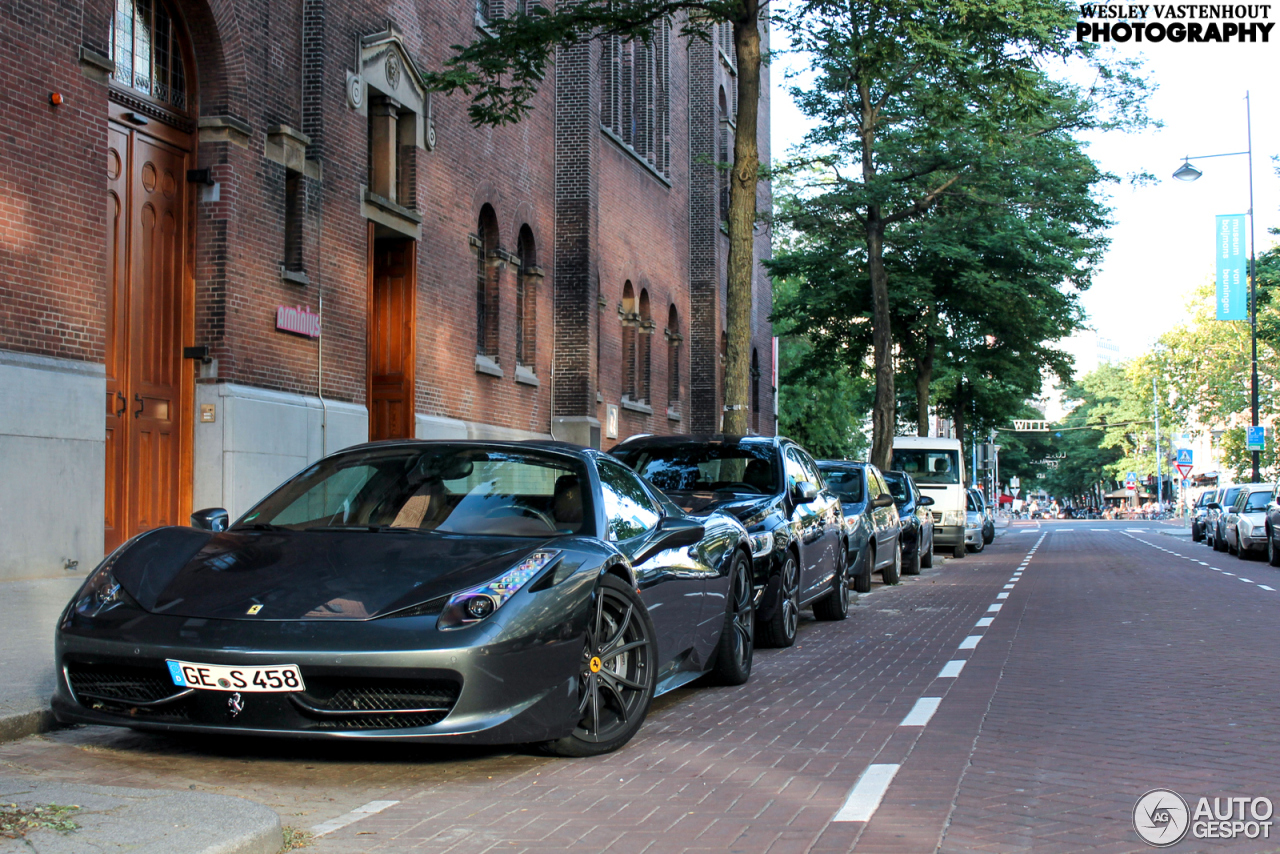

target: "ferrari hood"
[109,526,552,620]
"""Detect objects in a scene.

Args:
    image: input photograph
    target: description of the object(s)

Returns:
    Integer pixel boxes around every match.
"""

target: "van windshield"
[892,449,960,485]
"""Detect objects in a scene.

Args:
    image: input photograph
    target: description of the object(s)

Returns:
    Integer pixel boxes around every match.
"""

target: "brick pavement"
[7,523,1279,853]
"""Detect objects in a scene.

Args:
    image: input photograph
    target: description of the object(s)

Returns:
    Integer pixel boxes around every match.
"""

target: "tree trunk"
[914,331,934,437]
[722,5,761,436]
[867,219,894,471]
[953,380,966,476]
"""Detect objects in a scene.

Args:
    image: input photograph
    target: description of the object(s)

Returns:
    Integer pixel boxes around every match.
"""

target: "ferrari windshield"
[614,443,778,494]
[238,447,589,536]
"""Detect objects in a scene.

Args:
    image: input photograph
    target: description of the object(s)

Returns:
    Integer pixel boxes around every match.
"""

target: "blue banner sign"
[1176,448,1193,465]
[1216,214,1247,321]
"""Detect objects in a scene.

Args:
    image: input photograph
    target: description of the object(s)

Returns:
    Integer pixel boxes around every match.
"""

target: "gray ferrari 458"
[54,441,756,756]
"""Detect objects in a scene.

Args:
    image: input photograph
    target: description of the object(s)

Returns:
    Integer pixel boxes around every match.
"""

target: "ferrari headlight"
[942,510,966,527]
[748,531,774,559]
[74,564,140,618]
[438,550,561,630]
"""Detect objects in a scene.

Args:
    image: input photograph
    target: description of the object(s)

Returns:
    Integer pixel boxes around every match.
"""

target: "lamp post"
[1173,91,1260,482]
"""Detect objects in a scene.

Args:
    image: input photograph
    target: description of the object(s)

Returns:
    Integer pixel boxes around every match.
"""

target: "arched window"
[666,305,681,412]
[637,289,652,404]
[110,0,190,112]
[516,227,538,369]
[621,282,637,399]
[751,348,761,433]
[476,206,499,358]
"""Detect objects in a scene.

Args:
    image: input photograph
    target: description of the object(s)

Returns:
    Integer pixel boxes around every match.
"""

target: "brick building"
[0,0,774,578]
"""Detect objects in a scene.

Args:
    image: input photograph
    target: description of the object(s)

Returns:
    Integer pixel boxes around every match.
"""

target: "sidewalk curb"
[0,707,58,744]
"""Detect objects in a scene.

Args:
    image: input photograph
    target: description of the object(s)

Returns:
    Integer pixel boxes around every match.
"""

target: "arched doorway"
[104,0,196,551]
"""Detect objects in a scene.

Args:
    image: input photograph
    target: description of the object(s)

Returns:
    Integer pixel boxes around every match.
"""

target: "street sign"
[1125,471,1138,492]
[1176,463,1193,479]
[1009,476,1020,489]
[1176,448,1193,466]
[1247,425,1265,452]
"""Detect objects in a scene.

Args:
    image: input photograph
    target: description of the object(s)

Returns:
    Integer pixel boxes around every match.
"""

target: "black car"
[1191,489,1218,542]
[54,441,755,757]
[816,461,904,591]
[611,435,848,649]
[882,470,935,574]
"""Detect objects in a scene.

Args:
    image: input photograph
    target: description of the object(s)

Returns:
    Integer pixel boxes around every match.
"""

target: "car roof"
[612,433,789,449]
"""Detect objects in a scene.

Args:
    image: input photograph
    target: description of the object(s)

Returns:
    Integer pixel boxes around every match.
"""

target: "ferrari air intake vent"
[292,677,461,729]
[64,660,189,717]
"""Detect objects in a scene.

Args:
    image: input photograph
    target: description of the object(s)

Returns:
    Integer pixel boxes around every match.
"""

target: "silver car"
[965,489,985,553]
[1224,484,1275,559]
[1208,485,1246,552]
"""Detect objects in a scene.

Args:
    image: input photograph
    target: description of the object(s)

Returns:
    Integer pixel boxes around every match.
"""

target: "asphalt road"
[5,519,1280,853]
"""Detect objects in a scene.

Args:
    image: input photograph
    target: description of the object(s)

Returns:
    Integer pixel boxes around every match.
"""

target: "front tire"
[1236,527,1250,560]
[952,541,966,559]
[710,553,754,685]
[921,531,934,568]
[542,576,657,757]
[1268,527,1280,567]
[882,542,901,585]
[1214,527,1227,552]
[813,547,849,621]
[760,551,801,648]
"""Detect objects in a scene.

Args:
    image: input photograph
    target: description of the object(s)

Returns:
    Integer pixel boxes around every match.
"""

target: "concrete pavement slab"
[0,776,281,854]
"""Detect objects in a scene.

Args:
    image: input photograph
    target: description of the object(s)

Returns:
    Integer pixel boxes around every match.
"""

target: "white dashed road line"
[833,764,901,822]
[975,617,994,627]
[958,635,982,650]
[987,603,1002,612]
[938,660,966,678]
[900,697,942,727]
[311,800,401,837]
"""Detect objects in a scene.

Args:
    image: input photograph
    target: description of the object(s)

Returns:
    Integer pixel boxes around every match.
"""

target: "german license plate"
[166,659,305,692]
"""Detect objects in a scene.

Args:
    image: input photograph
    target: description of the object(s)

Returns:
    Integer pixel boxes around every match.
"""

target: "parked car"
[1208,485,1247,551]
[1264,482,1280,566]
[816,461,904,592]
[892,436,967,559]
[976,492,996,543]
[55,441,755,757]
[1191,489,1220,542]
[611,435,849,649]
[1222,484,1275,559]
[965,489,985,553]
[883,470,935,574]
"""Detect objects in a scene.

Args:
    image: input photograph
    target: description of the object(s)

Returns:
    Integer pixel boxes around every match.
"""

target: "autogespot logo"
[1134,789,1275,846]
[1134,789,1190,847]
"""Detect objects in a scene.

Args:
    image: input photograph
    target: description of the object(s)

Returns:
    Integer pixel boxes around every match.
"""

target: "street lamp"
[1173,91,1260,482]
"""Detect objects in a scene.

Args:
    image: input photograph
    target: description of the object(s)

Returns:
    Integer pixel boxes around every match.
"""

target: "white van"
[891,436,968,559]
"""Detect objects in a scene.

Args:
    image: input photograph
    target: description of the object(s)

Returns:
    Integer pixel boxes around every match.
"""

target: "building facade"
[0,0,774,577]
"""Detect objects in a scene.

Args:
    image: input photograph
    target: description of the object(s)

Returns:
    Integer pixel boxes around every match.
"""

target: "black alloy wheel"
[1268,527,1280,567]
[852,545,872,593]
[814,545,849,621]
[711,553,754,684]
[761,551,801,648]
[544,576,657,757]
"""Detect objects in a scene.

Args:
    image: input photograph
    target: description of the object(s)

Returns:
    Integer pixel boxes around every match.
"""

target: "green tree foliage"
[777,335,872,460]
[772,0,1151,469]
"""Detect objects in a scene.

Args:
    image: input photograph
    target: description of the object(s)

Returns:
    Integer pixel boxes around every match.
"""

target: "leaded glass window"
[111,0,189,112]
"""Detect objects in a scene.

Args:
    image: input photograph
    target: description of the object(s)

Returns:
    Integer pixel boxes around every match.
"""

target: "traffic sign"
[1125,471,1138,492]
[1176,463,1193,479]
[1247,426,1265,452]
[1176,448,1193,466]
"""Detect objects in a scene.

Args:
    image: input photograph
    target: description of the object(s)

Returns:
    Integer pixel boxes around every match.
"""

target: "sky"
[769,12,1280,377]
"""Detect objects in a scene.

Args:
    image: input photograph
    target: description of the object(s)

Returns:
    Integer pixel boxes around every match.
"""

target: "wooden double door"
[104,108,192,553]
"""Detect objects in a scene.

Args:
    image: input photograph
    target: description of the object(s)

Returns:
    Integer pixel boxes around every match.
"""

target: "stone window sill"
[280,268,310,286]
[600,126,672,187]
[667,408,681,422]
[621,397,653,415]
[475,354,504,378]
[515,365,540,386]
